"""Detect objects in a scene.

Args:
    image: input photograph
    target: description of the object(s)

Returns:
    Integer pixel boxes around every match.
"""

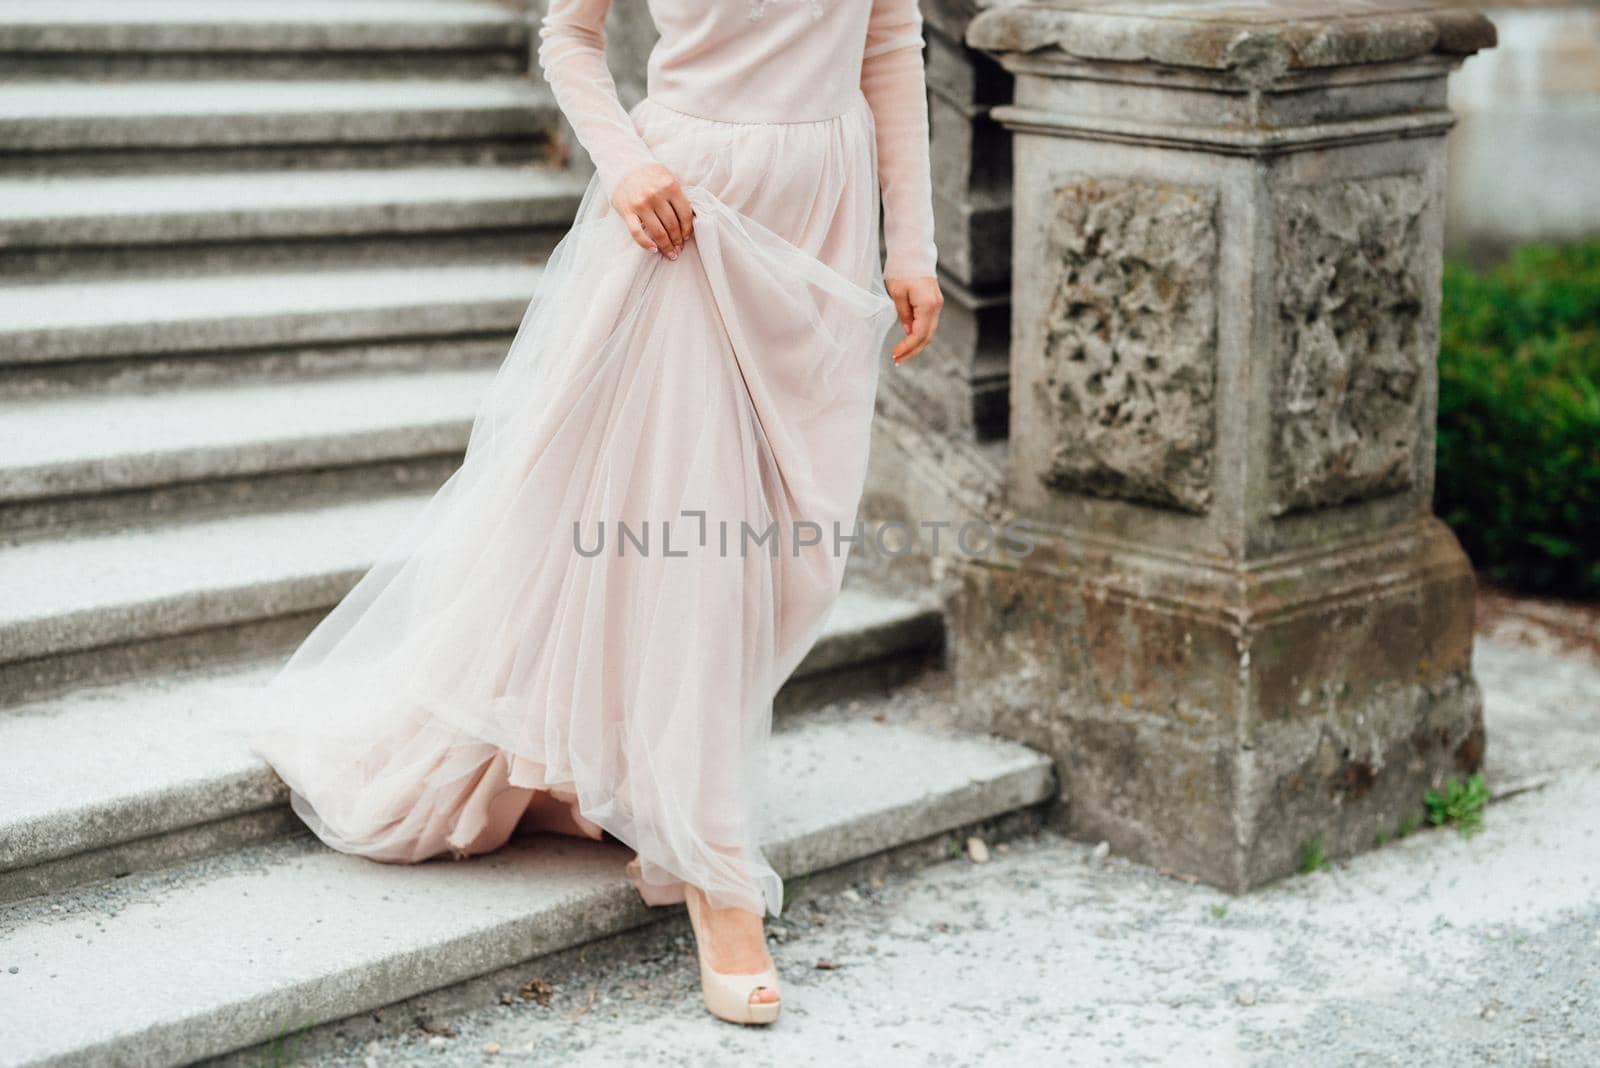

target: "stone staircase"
[0,4,1055,1065]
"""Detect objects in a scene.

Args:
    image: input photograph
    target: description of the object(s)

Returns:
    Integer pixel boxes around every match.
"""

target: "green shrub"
[1436,242,1600,597]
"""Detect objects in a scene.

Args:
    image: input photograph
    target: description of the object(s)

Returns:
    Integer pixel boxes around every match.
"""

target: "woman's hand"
[612,164,694,259]
[886,276,943,365]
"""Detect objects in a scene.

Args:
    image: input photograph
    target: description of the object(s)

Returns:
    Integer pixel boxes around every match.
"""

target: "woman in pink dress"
[252,0,941,1025]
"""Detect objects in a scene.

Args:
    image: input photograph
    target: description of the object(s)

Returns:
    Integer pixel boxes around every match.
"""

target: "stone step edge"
[0,492,935,671]
[0,595,946,894]
[0,262,544,365]
[0,166,588,251]
[237,804,1045,1068]
[0,80,558,153]
[0,4,529,54]
[0,368,495,506]
[0,720,1055,1067]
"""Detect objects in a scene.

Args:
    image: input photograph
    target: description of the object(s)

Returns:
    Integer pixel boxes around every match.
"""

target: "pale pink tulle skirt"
[249,93,897,917]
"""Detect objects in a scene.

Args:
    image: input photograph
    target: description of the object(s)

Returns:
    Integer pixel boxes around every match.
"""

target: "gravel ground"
[271,626,1600,1068]
[306,781,1599,1067]
[244,622,1600,1068]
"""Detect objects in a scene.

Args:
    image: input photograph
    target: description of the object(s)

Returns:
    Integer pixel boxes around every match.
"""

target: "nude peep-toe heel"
[683,885,782,1025]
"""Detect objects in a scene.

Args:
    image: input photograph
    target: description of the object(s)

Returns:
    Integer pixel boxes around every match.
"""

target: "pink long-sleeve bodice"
[539,0,939,278]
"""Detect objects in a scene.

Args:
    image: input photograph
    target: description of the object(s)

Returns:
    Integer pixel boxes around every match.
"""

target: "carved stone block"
[1038,177,1218,514]
[1270,174,1430,515]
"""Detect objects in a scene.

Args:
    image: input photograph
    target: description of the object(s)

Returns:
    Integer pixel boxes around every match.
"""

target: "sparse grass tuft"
[1298,836,1327,874]
[1425,774,1490,838]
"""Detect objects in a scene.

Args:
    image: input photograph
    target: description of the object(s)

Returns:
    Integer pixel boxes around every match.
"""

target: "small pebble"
[841,888,862,904]
[428,1036,448,1050]
[6,967,16,975]
[1091,841,1111,863]
[1236,987,1257,1007]
[483,1042,501,1056]
[966,837,991,864]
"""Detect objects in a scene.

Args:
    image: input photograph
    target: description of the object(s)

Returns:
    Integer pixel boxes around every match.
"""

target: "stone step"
[0,164,588,278]
[0,367,496,533]
[5,334,513,401]
[5,49,532,85]
[0,481,945,701]
[0,493,425,690]
[0,261,542,370]
[0,0,529,56]
[0,713,1051,1067]
[0,79,557,172]
[0,582,946,904]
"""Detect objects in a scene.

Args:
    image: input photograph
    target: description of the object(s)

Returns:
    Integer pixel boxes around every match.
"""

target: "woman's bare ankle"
[685,885,776,979]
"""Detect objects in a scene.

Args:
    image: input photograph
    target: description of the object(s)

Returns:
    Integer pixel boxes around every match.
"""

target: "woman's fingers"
[653,192,684,250]
[890,324,920,362]
[611,164,698,258]
[635,206,673,255]
[654,186,696,256]
[890,286,914,338]
[891,326,925,363]
[622,211,656,252]
[611,165,698,258]
[891,292,941,364]
[668,187,696,244]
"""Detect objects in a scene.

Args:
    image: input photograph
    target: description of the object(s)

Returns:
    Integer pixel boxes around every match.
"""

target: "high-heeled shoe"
[683,884,783,1025]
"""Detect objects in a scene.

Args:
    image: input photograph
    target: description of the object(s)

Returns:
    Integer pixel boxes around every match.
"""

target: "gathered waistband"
[635,90,870,130]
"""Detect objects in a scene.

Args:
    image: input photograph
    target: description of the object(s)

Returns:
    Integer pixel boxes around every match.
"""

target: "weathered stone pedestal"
[963,1,1497,890]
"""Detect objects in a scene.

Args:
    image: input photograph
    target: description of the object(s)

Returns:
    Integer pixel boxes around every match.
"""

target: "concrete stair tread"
[0,79,556,153]
[0,79,546,121]
[0,367,495,503]
[0,659,280,872]
[0,491,426,661]
[0,714,1051,1066]
[0,165,589,247]
[0,0,524,43]
[0,584,941,875]
[0,261,543,363]
[0,261,542,328]
[0,0,523,25]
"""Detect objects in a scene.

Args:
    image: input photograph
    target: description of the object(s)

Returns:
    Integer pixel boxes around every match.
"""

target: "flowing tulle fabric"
[250,94,898,918]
